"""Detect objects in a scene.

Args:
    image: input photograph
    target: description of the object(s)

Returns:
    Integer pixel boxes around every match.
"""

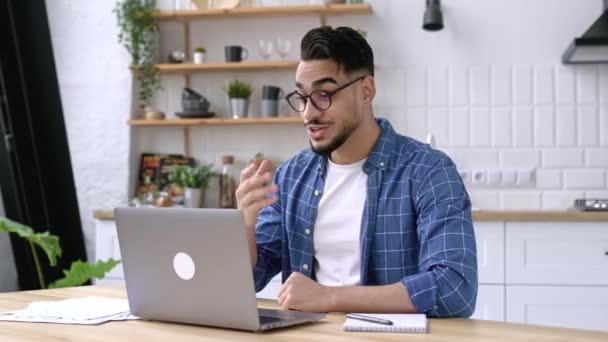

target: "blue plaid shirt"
[253,118,478,318]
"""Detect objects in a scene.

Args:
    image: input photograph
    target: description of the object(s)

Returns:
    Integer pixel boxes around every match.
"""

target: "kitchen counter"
[93,209,608,222]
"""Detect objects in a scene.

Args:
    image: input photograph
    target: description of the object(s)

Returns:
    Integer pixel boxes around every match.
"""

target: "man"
[236,26,477,318]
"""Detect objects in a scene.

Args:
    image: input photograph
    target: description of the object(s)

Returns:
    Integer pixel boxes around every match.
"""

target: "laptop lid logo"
[173,252,196,280]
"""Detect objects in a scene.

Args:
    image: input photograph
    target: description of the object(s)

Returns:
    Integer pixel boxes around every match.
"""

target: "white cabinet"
[507,285,608,331]
[504,222,608,332]
[94,219,124,284]
[506,223,608,285]
[471,285,505,321]
[475,222,505,284]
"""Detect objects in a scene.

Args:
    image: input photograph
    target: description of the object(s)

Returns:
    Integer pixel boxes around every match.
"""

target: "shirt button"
[303,264,309,270]
[379,162,385,167]
[314,190,320,196]
[304,228,311,235]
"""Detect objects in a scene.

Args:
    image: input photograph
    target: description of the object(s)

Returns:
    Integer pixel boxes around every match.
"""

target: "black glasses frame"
[285,76,365,113]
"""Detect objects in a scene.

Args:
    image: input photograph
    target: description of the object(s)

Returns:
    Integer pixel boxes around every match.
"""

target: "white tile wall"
[429,66,448,106]
[542,149,584,168]
[541,191,584,209]
[491,66,512,106]
[405,66,427,106]
[449,108,469,147]
[471,109,491,147]
[534,107,554,146]
[469,191,500,209]
[555,65,575,105]
[513,66,532,105]
[449,66,468,106]
[428,108,449,147]
[556,106,576,146]
[500,150,539,168]
[512,108,533,147]
[600,107,608,146]
[534,66,554,105]
[586,149,608,168]
[535,169,562,189]
[564,170,606,189]
[578,107,599,146]
[500,191,541,210]
[470,66,490,106]
[576,65,598,105]
[491,108,512,147]
[600,66,608,105]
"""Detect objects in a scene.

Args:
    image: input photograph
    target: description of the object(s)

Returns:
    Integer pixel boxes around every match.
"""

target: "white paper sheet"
[0,296,140,325]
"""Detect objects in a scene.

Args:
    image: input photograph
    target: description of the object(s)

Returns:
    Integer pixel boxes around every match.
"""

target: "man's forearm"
[326,282,416,313]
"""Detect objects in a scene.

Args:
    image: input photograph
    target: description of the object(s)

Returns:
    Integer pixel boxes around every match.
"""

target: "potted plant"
[168,164,214,208]
[114,0,162,112]
[193,47,207,64]
[225,79,252,118]
[0,217,120,289]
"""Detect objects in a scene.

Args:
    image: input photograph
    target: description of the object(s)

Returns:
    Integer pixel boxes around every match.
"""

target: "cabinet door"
[94,219,124,283]
[475,222,505,284]
[506,285,608,331]
[471,284,505,321]
[506,223,608,285]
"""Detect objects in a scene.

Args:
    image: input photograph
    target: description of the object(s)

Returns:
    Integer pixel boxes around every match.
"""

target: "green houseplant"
[114,0,161,109]
[225,79,253,118]
[193,47,207,64]
[0,217,119,289]
[168,164,214,208]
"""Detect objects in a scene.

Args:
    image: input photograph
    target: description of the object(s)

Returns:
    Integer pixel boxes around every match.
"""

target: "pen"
[346,313,393,326]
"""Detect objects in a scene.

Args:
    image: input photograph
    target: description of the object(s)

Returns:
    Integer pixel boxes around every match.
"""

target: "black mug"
[225,45,249,62]
[262,85,284,100]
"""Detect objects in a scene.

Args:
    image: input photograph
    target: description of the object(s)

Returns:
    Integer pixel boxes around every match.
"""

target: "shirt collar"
[362,118,397,174]
[315,118,398,175]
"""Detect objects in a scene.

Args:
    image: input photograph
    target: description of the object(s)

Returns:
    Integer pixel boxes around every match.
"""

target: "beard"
[309,118,358,156]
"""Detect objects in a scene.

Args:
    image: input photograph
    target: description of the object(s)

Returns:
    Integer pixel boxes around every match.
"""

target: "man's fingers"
[236,173,274,200]
[255,160,272,176]
[240,184,278,208]
[240,162,259,183]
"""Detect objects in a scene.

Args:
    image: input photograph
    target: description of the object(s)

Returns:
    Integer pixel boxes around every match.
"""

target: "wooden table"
[1,285,607,341]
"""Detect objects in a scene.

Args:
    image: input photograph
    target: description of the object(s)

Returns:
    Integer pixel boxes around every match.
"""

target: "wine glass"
[258,39,274,60]
[276,37,292,60]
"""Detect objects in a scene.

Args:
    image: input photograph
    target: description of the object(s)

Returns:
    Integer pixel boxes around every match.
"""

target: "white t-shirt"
[313,157,367,286]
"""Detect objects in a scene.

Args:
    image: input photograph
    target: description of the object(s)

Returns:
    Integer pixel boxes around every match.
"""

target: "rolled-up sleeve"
[252,171,283,292]
[403,156,478,318]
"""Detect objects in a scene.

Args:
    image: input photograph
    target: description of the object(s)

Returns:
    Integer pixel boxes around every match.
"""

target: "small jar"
[219,155,236,209]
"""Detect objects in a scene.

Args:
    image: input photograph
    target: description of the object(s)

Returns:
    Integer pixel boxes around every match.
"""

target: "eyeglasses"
[285,76,365,113]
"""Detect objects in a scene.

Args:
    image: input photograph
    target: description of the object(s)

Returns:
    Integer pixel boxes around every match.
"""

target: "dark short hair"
[300,26,374,76]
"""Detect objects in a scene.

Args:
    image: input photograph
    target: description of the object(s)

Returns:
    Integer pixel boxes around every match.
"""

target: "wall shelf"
[128,116,303,126]
[153,3,373,21]
[149,60,298,74]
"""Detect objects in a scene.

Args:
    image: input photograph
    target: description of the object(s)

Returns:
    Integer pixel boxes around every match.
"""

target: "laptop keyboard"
[259,315,285,325]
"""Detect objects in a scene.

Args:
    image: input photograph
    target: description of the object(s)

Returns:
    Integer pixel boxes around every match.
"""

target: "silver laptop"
[114,207,325,331]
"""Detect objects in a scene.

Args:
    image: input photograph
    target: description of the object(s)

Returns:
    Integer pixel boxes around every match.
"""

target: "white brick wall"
[45,0,608,260]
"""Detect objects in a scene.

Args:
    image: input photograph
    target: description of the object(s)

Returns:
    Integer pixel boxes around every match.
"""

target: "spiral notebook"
[343,313,428,333]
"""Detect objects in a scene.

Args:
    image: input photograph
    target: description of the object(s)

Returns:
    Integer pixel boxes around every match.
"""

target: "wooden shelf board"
[149,60,298,73]
[153,4,372,21]
[128,116,303,126]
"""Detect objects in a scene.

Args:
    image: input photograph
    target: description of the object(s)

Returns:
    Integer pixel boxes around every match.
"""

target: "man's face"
[294,59,363,156]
